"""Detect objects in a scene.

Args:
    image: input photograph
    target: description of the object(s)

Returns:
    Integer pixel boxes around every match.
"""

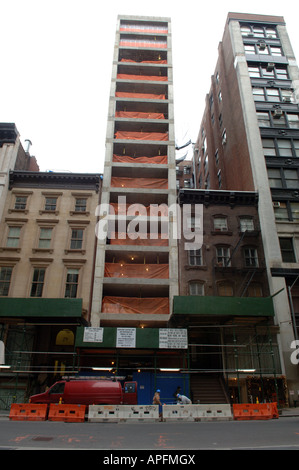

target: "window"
[241,24,278,39]
[217,170,222,188]
[188,249,202,266]
[189,281,204,295]
[0,267,12,296]
[65,269,79,298]
[30,268,45,297]
[279,237,296,262]
[240,218,254,232]
[218,282,233,296]
[184,179,192,188]
[287,114,299,129]
[262,138,299,159]
[74,198,87,212]
[273,201,289,221]
[257,111,271,127]
[14,196,27,210]
[44,197,57,211]
[38,228,53,249]
[6,227,21,248]
[216,247,231,266]
[248,64,289,80]
[268,168,299,189]
[214,217,227,231]
[244,247,259,267]
[70,229,84,250]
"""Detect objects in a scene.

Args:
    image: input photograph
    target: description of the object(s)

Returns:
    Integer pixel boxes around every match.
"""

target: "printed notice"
[159,329,188,349]
[116,328,136,348]
[83,327,103,343]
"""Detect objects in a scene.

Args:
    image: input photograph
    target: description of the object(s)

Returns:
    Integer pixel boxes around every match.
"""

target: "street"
[1,416,299,451]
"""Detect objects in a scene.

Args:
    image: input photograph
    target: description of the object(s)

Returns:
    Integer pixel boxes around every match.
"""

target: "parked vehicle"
[29,378,137,405]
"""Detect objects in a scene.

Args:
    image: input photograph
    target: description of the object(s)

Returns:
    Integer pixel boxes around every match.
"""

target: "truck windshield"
[49,382,65,394]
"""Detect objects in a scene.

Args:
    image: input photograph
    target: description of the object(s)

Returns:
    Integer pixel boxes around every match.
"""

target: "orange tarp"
[102,296,169,314]
[115,131,168,141]
[110,234,168,246]
[111,177,168,189]
[120,40,167,49]
[104,263,169,279]
[115,92,165,100]
[113,154,167,164]
[115,111,165,119]
[120,28,168,34]
[109,202,168,216]
[120,58,167,64]
[117,73,167,81]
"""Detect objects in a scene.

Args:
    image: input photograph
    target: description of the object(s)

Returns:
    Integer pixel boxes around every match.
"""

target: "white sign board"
[159,329,188,349]
[83,327,104,343]
[0,341,4,364]
[116,328,136,348]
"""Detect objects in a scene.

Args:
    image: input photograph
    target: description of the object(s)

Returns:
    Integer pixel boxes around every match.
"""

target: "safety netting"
[104,263,169,278]
[109,234,169,247]
[120,40,167,49]
[120,27,168,34]
[115,131,168,141]
[102,296,169,314]
[113,154,167,164]
[109,202,168,216]
[115,111,165,119]
[117,73,167,81]
[115,92,165,100]
[111,177,168,189]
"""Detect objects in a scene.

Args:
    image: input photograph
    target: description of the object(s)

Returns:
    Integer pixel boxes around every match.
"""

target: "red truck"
[29,378,137,406]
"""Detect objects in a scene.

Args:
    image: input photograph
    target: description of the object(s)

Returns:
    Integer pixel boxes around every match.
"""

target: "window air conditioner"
[267,63,275,71]
[258,42,266,51]
[273,108,283,118]
[283,96,292,103]
[273,202,280,207]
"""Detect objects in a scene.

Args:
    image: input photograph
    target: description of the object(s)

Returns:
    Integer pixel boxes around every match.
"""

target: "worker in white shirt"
[176,393,192,404]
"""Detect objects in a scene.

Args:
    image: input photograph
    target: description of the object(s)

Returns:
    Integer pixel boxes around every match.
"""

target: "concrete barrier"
[88,405,159,422]
[162,404,233,421]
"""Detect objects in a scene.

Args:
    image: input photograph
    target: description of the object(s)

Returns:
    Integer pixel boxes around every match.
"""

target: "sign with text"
[159,329,188,349]
[116,328,136,348]
[83,327,103,343]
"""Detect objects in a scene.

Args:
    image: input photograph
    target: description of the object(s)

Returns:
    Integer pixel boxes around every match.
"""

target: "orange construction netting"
[119,27,168,34]
[109,234,168,247]
[120,40,167,49]
[113,154,167,164]
[115,131,168,141]
[104,263,169,279]
[102,296,169,314]
[109,202,168,216]
[117,73,167,81]
[115,91,165,100]
[115,111,165,119]
[111,177,168,189]
[120,58,167,64]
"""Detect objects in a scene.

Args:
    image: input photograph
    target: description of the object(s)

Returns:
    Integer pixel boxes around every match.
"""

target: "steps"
[191,374,230,404]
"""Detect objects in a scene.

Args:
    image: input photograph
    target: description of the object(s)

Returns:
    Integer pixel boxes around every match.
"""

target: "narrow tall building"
[91,15,178,328]
[194,12,299,397]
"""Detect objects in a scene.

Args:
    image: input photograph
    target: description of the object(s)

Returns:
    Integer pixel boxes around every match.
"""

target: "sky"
[1,0,298,174]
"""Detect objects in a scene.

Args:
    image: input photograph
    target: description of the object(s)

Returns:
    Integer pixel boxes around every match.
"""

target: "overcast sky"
[1,0,298,173]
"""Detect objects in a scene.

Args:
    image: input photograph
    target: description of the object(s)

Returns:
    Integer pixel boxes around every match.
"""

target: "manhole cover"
[32,437,53,442]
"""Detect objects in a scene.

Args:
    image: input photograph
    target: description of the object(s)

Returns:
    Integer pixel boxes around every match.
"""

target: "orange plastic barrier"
[113,154,167,164]
[117,74,167,81]
[9,403,48,421]
[111,177,168,189]
[115,131,168,141]
[104,263,169,279]
[120,40,167,49]
[102,296,169,314]
[48,404,86,423]
[115,91,165,100]
[233,403,278,420]
[115,111,165,119]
